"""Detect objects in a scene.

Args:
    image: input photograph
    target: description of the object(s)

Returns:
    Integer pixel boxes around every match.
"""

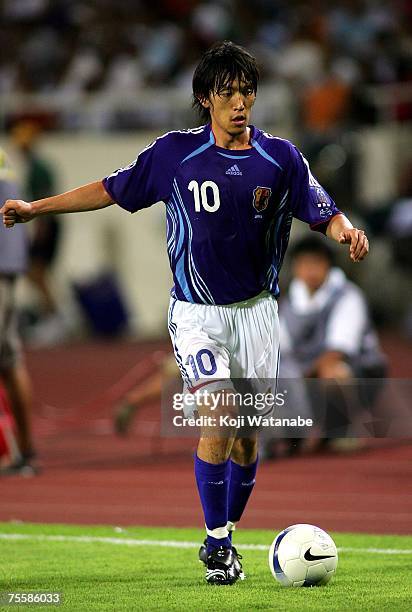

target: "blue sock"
[194,454,231,552]
[228,457,258,527]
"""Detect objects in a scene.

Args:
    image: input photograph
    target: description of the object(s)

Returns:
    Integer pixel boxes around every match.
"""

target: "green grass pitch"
[0,522,411,611]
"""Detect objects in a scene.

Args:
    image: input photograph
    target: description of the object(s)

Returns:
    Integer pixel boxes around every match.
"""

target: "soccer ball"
[268,524,338,587]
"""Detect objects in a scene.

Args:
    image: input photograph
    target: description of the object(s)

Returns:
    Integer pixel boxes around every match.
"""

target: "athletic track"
[0,334,411,535]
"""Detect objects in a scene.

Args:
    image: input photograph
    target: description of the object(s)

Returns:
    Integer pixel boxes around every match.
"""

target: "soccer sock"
[227,520,236,542]
[194,454,231,552]
[228,457,258,530]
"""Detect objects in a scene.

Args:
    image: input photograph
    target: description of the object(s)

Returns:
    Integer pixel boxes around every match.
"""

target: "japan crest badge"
[253,186,272,212]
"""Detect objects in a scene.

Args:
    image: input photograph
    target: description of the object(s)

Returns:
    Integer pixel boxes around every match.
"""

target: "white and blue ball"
[269,523,338,587]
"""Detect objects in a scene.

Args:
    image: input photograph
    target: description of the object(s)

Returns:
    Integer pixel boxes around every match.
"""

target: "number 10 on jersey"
[188,180,221,213]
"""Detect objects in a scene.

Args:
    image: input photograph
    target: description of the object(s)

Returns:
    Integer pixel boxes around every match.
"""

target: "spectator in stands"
[0,0,408,103]
[279,235,387,449]
[387,163,412,337]
[11,119,66,346]
[0,148,37,475]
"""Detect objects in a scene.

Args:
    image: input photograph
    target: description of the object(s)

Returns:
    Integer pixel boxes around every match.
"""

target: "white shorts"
[168,291,280,415]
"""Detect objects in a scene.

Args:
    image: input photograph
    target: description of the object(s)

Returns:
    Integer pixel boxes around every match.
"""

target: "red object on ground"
[0,384,18,461]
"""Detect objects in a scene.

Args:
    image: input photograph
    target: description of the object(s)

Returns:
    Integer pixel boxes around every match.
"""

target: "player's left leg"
[227,433,258,539]
[225,292,279,546]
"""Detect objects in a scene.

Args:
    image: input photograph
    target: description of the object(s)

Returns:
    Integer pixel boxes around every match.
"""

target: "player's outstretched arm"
[326,213,369,262]
[0,180,113,228]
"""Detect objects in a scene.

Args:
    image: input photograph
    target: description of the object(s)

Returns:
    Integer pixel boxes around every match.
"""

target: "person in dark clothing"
[0,148,37,475]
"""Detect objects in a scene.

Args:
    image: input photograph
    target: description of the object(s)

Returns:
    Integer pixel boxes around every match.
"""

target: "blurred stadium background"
[0,0,411,533]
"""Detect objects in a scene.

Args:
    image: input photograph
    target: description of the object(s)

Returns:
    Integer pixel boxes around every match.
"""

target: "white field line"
[0,533,411,555]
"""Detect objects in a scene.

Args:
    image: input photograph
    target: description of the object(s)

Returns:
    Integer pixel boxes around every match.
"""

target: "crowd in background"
[0,2,411,474]
[0,0,411,336]
[0,0,412,128]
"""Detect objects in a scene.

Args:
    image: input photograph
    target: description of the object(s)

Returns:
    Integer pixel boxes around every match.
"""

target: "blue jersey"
[103,124,341,305]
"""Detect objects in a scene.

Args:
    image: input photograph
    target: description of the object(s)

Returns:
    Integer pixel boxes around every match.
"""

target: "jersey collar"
[207,123,258,150]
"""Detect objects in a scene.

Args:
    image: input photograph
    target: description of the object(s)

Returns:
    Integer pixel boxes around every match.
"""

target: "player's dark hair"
[192,41,259,121]
[290,236,335,265]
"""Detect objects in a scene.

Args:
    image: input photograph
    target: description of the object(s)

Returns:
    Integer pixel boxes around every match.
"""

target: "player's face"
[202,79,256,140]
[292,254,331,294]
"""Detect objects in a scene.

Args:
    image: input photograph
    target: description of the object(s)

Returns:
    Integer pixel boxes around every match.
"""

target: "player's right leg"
[168,298,243,584]
[196,393,244,584]
[197,429,251,582]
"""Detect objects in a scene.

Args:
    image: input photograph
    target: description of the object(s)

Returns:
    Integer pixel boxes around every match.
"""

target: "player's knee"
[198,436,234,463]
[231,436,257,465]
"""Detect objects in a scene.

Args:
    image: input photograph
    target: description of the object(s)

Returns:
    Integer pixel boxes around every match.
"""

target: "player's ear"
[198,95,211,110]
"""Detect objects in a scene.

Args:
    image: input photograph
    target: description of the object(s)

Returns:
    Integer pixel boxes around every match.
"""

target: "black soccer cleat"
[202,544,245,585]
[198,538,208,565]
[199,538,245,579]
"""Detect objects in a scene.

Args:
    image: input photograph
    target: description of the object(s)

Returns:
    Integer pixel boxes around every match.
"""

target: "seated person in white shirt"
[281,236,386,379]
[279,236,386,448]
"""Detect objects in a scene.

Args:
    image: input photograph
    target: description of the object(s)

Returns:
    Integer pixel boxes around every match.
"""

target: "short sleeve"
[287,144,341,233]
[102,135,176,213]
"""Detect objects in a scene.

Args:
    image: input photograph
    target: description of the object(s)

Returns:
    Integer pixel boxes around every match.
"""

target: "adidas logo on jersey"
[226,164,242,176]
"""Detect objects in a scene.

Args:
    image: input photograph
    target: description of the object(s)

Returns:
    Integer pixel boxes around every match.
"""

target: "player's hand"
[0,199,34,228]
[338,228,369,262]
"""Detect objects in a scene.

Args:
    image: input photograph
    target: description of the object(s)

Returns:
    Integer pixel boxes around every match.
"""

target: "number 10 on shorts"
[186,349,217,381]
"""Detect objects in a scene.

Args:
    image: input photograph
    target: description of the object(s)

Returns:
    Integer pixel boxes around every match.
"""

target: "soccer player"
[1,41,369,584]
